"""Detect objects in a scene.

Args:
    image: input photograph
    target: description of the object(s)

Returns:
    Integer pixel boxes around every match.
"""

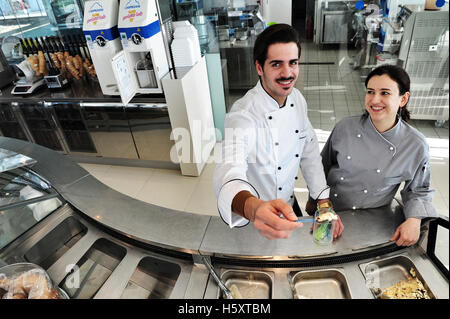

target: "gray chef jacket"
[321,114,438,220]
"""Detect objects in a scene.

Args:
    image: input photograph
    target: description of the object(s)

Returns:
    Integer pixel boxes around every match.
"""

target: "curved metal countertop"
[0,137,405,258]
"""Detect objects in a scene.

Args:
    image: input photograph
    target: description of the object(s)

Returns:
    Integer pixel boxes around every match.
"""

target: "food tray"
[290,269,352,299]
[359,255,435,299]
[218,270,273,299]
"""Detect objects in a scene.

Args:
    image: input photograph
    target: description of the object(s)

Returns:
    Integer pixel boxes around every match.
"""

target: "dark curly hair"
[365,65,411,122]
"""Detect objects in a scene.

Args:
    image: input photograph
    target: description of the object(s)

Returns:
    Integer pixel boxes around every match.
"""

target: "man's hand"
[245,198,303,240]
[390,218,421,246]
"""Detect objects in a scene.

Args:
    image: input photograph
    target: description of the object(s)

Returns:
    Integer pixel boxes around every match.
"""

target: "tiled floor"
[78,42,449,266]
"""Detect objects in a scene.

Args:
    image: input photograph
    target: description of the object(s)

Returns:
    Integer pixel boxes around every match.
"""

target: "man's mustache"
[276,77,295,82]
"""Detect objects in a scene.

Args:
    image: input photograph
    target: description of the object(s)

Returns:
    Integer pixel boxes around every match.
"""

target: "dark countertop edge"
[0,84,167,104]
[0,96,167,104]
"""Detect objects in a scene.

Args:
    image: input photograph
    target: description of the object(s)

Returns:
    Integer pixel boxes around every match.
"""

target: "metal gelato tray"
[59,238,126,299]
[121,256,181,299]
[359,255,436,299]
[24,216,88,270]
[217,269,273,299]
[289,269,352,299]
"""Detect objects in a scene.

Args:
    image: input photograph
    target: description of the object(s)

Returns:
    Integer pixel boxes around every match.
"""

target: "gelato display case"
[0,137,448,299]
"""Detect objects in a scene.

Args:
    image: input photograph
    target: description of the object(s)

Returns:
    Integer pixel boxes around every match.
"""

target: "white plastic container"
[171,37,197,67]
[173,22,201,64]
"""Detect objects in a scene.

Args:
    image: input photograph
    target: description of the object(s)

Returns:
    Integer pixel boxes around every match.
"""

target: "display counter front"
[0,137,448,299]
[0,83,176,169]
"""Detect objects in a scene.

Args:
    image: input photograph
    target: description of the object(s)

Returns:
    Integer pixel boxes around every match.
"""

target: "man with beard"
[214,24,343,240]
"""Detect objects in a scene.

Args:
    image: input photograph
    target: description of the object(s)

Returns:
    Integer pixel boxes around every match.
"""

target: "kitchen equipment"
[218,25,230,41]
[360,255,436,299]
[201,255,233,299]
[295,219,315,223]
[290,269,352,299]
[398,5,449,126]
[10,50,45,95]
[11,77,46,95]
[171,21,202,67]
[83,0,122,95]
[218,270,273,299]
[59,238,126,299]
[235,27,248,40]
[287,272,298,299]
[135,55,157,88]
[33,37,69,89]
[113,0,170,98]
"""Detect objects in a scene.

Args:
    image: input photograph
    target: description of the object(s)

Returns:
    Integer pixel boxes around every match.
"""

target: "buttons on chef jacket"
[278,166,281,170]
[352,206,357,210]
[278,187,282,191]
[291,103,294,107]
[295,130,299,133]
[389,146,394,151]
[290,195,294,199]
[334,193,338,197]
[295,176,298,180]
[340,177,345,181]
[268,116,273,120]
[347,156,352,160]
[295,154,299,157]
[363,189,368,194]
[357,134,362,138]
[376,169,381,173]
[275,142,279,146]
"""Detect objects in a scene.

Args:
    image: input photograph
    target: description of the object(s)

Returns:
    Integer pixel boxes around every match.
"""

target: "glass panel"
[0,0,84,64]
[435,225,449,271]
[0,148,36,173]
[0,159,63,250]
[0,167,52,206]
[0,196,63,250]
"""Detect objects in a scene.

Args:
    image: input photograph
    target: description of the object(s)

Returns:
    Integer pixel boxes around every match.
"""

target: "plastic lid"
[355,1,365,10]
[436,0,445,7]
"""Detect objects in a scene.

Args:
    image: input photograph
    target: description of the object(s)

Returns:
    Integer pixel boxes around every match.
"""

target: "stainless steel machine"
[398,5,449,125]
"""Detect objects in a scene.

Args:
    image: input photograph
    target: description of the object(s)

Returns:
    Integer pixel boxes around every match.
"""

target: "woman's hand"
[390,218,421,246]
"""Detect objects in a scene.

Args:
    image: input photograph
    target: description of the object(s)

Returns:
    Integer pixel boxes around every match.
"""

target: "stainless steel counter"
[0,136,406,257]
[200,204,404,258]
[0,137,448,299]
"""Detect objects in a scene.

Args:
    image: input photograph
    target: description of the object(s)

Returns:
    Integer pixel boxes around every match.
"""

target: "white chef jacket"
[213,81,329,227]
[321,114,438,220]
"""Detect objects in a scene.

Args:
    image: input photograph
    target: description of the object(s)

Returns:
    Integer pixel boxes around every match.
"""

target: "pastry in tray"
[0,264,66,299]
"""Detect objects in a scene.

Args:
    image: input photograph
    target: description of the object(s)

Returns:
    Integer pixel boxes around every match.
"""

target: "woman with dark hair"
[308,64,438,246]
